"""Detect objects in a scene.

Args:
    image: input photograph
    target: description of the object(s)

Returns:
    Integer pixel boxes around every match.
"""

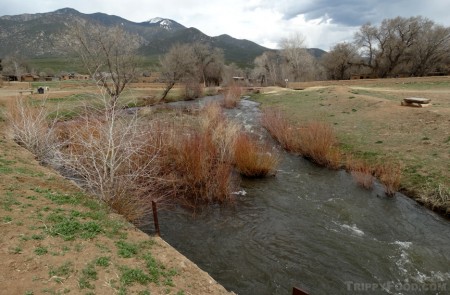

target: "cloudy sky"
[1,0,449,50]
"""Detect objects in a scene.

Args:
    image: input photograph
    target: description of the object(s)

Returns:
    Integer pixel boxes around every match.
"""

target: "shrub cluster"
[262,107,403,196]
[7,99,278,223]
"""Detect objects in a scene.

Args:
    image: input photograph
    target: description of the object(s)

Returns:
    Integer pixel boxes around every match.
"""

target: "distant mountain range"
[0,8,326,67]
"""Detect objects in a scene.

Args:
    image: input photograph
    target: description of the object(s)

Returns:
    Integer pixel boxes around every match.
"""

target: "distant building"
[21,73,40,82]
[60,73,90,80]
[350,74,378,80]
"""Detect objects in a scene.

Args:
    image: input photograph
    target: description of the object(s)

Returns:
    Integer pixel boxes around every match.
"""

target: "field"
[0,76,448,293]
[0,83,231,294]
[253,76,450,214]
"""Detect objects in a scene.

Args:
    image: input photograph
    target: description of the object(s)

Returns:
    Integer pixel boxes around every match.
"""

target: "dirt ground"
[0,84,233,294]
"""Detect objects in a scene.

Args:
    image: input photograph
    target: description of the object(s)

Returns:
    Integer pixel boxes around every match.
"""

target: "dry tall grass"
[347,157,375,189]
[262,108,341,169]
[419,183,450,212]
[297,122,342,169]
[6,97,60,164]
[234,133,279,177]
[168,131,235,207]
[261,108,299,151]
[200,103,240,163]
[374,161,402,196]
[223,83,243,108]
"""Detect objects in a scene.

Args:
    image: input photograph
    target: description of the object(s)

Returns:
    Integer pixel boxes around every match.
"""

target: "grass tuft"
[234,133,279,177]
[223,83,243,108]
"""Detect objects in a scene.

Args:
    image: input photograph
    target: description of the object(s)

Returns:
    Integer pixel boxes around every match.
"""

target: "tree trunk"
[159,82,175,102]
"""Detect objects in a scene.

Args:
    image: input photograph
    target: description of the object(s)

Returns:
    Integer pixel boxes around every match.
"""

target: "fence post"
[151,201,160,236]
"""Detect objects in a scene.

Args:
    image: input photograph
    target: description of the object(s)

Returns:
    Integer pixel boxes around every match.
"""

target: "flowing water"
[143,97,450,295]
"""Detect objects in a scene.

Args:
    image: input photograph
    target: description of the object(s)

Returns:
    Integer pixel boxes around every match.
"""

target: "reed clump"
[261,107,300,151]
[234,133,279,177]
[346,157,375,189]
[297,122,342,169]
[223,83,243,109]
[262,107,341,169]
[374,161,403,196]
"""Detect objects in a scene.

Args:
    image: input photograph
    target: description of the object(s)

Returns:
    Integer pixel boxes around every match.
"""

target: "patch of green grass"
[95,243,111,253]
[2,193,21,211]
[104,219,127,239]
[48,261,74,279]
[116,240,138,258]
[95,256,111,267]
[35,188,81,206]
[47,216,103,241]
[79,262,98,290]
[80,221,103,239]
[120,267,151,286]
[142,253,178,285]
[10,246,23,254]
[48,218,81,241]
[3,216,12,223]
[35,246,49,256]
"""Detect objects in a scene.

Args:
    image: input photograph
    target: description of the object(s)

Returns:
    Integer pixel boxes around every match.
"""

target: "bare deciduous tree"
[321,42,359,80]
[353,16,450,77]
[408,20,450,76]
[191,42,225,87]
[1,54,30,79]
[67,24,142,108]
[253,51,283,86]
[280,33,317,82]
[159,43,197,101]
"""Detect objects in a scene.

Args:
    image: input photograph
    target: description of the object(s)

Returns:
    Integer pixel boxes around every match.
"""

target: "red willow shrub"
[223,83,243,109]
[234,133,279,177]
[262,107,342,169]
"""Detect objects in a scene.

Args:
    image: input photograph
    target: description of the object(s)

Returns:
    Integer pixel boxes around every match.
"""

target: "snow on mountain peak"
[147,18,174,30]
[148,17,164,24]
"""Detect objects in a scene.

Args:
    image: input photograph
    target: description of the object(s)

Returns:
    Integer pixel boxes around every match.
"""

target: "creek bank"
[142,94,450,295]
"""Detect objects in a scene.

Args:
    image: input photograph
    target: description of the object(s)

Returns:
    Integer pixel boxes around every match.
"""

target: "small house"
[21,73,40,82]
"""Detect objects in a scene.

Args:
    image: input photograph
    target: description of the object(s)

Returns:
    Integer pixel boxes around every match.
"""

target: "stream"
[142,96,450,295]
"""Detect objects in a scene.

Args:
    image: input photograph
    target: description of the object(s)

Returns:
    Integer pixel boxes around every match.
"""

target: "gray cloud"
[0,0,449,50]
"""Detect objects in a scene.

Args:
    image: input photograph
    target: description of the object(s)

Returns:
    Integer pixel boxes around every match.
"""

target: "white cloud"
[0,0,449,50]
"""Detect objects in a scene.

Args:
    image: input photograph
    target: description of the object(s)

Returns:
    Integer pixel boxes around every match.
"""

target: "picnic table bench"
[401,97,431,107]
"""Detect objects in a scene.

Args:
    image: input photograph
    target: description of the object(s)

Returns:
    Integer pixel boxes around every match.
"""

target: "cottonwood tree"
[191,42,225,87]
[67,23,142,109]
[253,51,283,86]
[408,20,450,76]
[1,54,30,79]
[159,43,197,101]
[280,33,317,82]
[321,42,359,80]
[353,16,450,77]
[160,42,225,100]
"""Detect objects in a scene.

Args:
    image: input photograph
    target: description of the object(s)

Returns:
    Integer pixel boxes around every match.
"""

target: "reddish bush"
[234,133,279,177]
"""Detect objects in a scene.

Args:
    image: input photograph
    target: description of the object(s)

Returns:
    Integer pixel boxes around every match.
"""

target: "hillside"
[0,8,326,68]
[0,8,270,67]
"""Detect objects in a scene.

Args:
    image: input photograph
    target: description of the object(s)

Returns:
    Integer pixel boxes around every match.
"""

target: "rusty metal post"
[152,201,160,236]
[293,287,309,295]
